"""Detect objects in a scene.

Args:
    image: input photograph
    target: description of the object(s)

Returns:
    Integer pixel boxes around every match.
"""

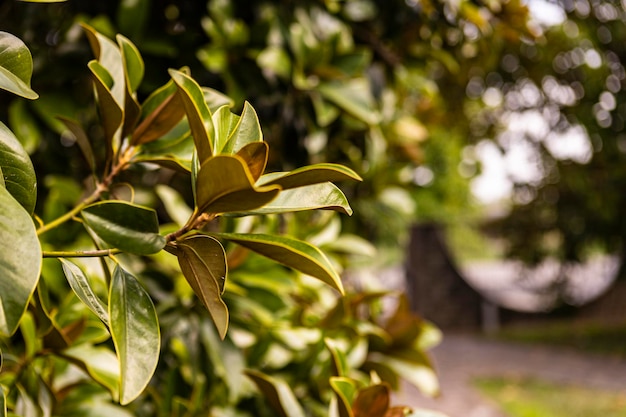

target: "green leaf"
[134,120,193,171]
[81,201,166,255]
[169,69,214,162]
[222,101,263,154]
[88,60,123,154]
[317,79,380,125]
[352,384,391,417]
[169,235,229,339]
[203,87,234,113]
[239,182,353,216]
[60,259,109,325]
[245,370,306,417]
[236,141,268,182]
[329,377,356,417]
[82,25,125,108]
[8,99,42,154]
[109,265,160,405]
[132,80,185,145]
[0,121,37,214]
[0,31,38,99]
[259,163,362,190]
[62,344,120,399]
[116,34,143,93]
[325,338,349,377]
[217,233,344,294]
[0,186,40,336]
[211,105,239,154]
[0,385,5,417]
[196,155,281,214]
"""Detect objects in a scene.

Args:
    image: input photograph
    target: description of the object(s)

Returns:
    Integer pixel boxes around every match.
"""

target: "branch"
[42,248,122,258]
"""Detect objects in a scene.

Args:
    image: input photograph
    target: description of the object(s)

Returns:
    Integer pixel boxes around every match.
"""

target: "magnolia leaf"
[132,80,185,145]
[170,235,229,339]
[352,384,391,417]
[9,99,42,154]
[217,233,344,294]
[58,116,96,173]
[169,69,213,162]
[116,34,143,93]
[134,120,193,171]
[235,141,268,182]
[88,60,123,154]
[81,201,166,255]
[0,186,40,336]
[211,105,239,154]
[196,155,281,214]
[239,182,353,216]
[222,101,263,154]
[318,79,380,125]
[326,338,349,377]
[0,31,38,99]
[60,259,109,325]
[82,24,125,108]
[62,344,120,399]
[203,87,234,112]
[109,265,160,405]
[329,377,357,417]
[259,163,362,190]
[245,370,306,417]
[0,121,37,214]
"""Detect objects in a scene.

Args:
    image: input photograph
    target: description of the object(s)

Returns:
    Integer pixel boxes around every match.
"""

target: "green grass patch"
[475,376,626,417]
[492,320,626,358]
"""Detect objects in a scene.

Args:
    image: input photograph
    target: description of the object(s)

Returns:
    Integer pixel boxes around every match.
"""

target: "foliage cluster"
[0,2,444,416]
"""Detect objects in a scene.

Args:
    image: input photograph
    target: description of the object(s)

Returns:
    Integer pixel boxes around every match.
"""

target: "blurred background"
[2,0,626,415]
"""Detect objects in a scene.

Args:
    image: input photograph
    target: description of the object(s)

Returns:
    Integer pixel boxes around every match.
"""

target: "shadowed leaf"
[132,81,185,145]
[330,377,357,417]
[353,384,390,417]
[236,141,268,182]
[222,101,263,154]
[60,259,109,325]
[245,370,306,417]
[0,31,38,99]
[0,121,36,214]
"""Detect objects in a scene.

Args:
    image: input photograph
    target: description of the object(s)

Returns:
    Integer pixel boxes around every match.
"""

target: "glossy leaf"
[245,370,306,417]
[116,34,143,93]
[82,25,125,108]
[235,141,269,182]
[109,265,160,405]
[81,201,166,255]
[134,120,193,171]
[217,233,344,294]
[0,186,40,336]
[62,344,120,399]
[211,105,239,154]
[88,60,123,153]
[171,235,229,339]
[353,384,390,417]
[132,80,185,145]
[0,31,37,99]
[196,155,281,214]
[0,121,37,214]
[203,86,234,112]
[259,163,362,190]
[222,101,263,154]
[329,377,356,417]
[240,182,353,216]
[169,69,213,162]
[60,259,109,325]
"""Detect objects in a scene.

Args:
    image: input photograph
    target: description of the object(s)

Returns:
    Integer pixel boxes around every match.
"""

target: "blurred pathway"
[394,332,626,417]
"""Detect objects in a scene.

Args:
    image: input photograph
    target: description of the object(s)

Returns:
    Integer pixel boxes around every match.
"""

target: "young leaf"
[60,259,109,325]
[109,265,160,405]
[0,121,37,214]
[211,105,239,154]
[196,155,281,214]
[238,182,353,216]
[329,377,357,417]
[352,384,391,417]
[81,201,166,255]
[82,25,125,108]
[217,233,344,294]
[245,370,306,417]
[88,60,123,154]
[0,186,41,337]
[134,120,193,171]
[169,69,214,162]
[222,101,263,154]
[117,34,143,138]
[170,235,229,339]
[0,31,38,99]
[258,163,362,190]
[132,80,185,145]
[236,141,269,182]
